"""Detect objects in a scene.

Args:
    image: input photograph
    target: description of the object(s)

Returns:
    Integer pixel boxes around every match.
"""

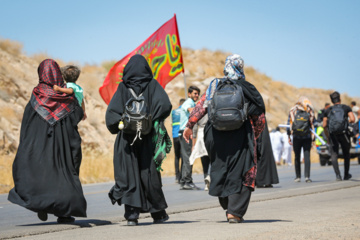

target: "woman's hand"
[183,127,193,144]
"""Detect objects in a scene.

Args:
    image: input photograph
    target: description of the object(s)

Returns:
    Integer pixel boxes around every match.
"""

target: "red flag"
[99,14,184,104]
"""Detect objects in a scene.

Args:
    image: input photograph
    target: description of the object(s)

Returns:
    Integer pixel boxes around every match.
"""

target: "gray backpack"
[208,79,248,131]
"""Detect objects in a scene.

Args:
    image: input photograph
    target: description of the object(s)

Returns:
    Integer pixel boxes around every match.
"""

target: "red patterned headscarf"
[31,59,77,125]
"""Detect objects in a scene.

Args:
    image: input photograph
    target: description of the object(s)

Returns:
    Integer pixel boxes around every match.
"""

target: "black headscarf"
[122,54,153,95]
[234,77,265,116]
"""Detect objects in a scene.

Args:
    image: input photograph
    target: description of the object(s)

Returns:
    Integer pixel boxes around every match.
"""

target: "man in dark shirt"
[317,103,330,122]
[323,91,355,181]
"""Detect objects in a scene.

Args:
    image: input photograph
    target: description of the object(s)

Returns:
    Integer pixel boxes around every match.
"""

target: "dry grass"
[31,52,68,67]
[0,154,14,194]
[79,152,114,183]
[79,65,107,102]
[31,52,51,65]
[0,38,22,56]
[101,60,117,72]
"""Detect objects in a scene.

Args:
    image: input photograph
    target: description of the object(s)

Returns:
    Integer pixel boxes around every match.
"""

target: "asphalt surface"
[1,161,360,240]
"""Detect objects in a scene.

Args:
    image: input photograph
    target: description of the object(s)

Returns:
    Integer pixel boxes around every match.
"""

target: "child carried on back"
[53,65,87,120]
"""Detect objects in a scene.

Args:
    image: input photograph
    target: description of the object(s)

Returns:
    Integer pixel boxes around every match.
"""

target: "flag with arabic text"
[99,14,184,104]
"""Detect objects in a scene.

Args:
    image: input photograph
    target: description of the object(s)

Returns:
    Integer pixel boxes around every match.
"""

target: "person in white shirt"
[282,132,292,166]
[351,101,359,123]
[270,127,284,165]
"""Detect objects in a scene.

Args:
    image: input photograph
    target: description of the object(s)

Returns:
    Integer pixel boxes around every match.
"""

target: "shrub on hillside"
[102,60,117,72]
[0,38,22,56]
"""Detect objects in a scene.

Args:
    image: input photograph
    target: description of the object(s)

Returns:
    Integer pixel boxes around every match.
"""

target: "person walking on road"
[270,127,283,165]
[179,86,201,190]
[183,54,266,223]
[256,119,279,188]
[317,103,330,122]
[350,101,359,123]
[189,114,211,191]
[287,96,315,183]
[323,91,355,180]
[281,131,293,166]
[8,59,87,223]
[171,98,185,183]
[105,55,172,226]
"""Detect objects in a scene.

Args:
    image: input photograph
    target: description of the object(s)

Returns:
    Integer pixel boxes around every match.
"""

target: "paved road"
[1,162,360,239]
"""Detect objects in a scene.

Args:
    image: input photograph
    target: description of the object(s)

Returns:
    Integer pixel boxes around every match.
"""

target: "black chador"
[256,120,279,187]
[8,59,87,220]
[106,55,172,223]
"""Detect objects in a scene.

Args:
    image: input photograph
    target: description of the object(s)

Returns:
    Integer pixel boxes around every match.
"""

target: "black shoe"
[37,211,48,221]
[127,219,138,226]
[344,174,352,180]
[182,182,200,190]
[153,214,169,224]
[57,216,75,224]
[336,175,342,181]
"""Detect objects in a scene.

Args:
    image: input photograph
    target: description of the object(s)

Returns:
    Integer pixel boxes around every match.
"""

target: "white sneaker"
[204,175,210,191]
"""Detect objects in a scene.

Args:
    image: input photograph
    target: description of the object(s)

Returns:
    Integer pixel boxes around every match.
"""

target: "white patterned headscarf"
[223,54,245,80]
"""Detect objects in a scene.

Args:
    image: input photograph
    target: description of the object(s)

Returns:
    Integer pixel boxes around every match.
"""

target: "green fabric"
[152,120,172,171]
[66,82,84,106]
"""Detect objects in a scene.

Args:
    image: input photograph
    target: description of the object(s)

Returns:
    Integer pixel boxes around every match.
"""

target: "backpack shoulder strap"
[206,78,220,101]
[128,88,142,98]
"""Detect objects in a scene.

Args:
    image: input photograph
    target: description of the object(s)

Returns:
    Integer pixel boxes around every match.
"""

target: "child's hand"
[53,85,60,91]
[82,112,87,121]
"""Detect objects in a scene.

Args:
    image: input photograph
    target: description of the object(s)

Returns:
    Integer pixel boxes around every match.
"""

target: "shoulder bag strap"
[129,88,143,98]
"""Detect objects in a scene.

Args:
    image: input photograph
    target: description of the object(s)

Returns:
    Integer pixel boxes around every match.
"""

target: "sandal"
[226,213,244,223]
[228,217,244,223]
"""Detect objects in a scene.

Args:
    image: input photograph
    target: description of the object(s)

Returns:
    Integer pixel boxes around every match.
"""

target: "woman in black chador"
[106,55,172,226]
[256,119,279,188]
[8,59,87,223]
[183,54,266,223]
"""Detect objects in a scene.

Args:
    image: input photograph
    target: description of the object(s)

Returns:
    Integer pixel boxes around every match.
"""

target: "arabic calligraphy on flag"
[99,14,184,104]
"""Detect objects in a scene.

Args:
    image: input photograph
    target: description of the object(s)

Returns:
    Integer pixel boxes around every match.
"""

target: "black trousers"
[218,186,252,218]
[179,132,193,185]
[173,137,182,181]
[124,205,167,220]
[329,133,351,177]
[293,136,312,178]
[201,155,211,179]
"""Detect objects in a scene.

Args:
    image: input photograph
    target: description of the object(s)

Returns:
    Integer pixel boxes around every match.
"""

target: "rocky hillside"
[1,39,359,157]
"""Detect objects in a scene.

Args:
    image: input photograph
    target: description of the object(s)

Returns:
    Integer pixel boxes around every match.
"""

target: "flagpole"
[183,73,188,99]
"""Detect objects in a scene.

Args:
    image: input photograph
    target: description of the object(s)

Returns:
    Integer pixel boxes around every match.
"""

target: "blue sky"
[1,0,359,97]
